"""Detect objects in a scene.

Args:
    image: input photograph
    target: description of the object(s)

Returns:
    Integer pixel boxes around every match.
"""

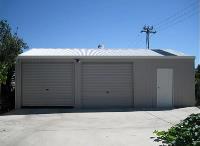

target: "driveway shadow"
[0,106,177,116]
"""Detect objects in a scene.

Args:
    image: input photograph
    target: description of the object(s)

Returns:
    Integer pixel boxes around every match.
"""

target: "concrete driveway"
[0,107,199,146]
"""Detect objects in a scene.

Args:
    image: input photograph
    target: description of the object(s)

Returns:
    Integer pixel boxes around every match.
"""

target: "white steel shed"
[15,48,195,108]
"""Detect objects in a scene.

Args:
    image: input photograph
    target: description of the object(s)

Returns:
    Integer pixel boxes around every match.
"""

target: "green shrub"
[153,113,200,146]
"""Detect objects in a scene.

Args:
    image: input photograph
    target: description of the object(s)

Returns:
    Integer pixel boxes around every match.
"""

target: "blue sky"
[0,0,199,65]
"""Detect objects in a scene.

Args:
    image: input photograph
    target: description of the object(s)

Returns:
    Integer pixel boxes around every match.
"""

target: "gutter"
[17,56,195,60]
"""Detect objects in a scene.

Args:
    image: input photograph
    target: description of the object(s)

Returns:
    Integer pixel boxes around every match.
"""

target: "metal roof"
[19,48,189,58]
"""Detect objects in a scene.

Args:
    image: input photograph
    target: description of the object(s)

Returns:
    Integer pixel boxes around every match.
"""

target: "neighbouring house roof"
[18,48,193,59]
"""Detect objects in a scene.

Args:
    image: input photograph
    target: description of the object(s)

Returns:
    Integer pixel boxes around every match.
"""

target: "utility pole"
[141,25,156,49]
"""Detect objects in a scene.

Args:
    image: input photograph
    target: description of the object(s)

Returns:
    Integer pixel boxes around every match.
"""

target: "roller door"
[22,62,74,106]
[82,63,133,108]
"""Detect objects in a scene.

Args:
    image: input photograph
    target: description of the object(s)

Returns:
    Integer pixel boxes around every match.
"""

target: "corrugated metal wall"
[15,58,195,108]
[133,59,195,108]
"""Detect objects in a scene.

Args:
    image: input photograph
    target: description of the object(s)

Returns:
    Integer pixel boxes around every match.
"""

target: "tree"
[0,20,27,84]
[197,65,200,72]
[0,20,27,110]
[195,64,200,105]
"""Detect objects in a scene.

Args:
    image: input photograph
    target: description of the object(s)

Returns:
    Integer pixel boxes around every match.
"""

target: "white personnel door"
[157,68,173,108]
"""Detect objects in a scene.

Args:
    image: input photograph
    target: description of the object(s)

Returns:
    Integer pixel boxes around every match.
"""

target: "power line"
[149,7,199,47]
[154,0,199,28]
[136,0,199,48]
[149,7,199,41]
[156,4,199,31]
[131,0,199,48]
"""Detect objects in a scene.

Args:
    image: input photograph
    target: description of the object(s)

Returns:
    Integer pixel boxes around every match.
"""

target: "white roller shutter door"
[22,62,74,106]
[82,63,133,108]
